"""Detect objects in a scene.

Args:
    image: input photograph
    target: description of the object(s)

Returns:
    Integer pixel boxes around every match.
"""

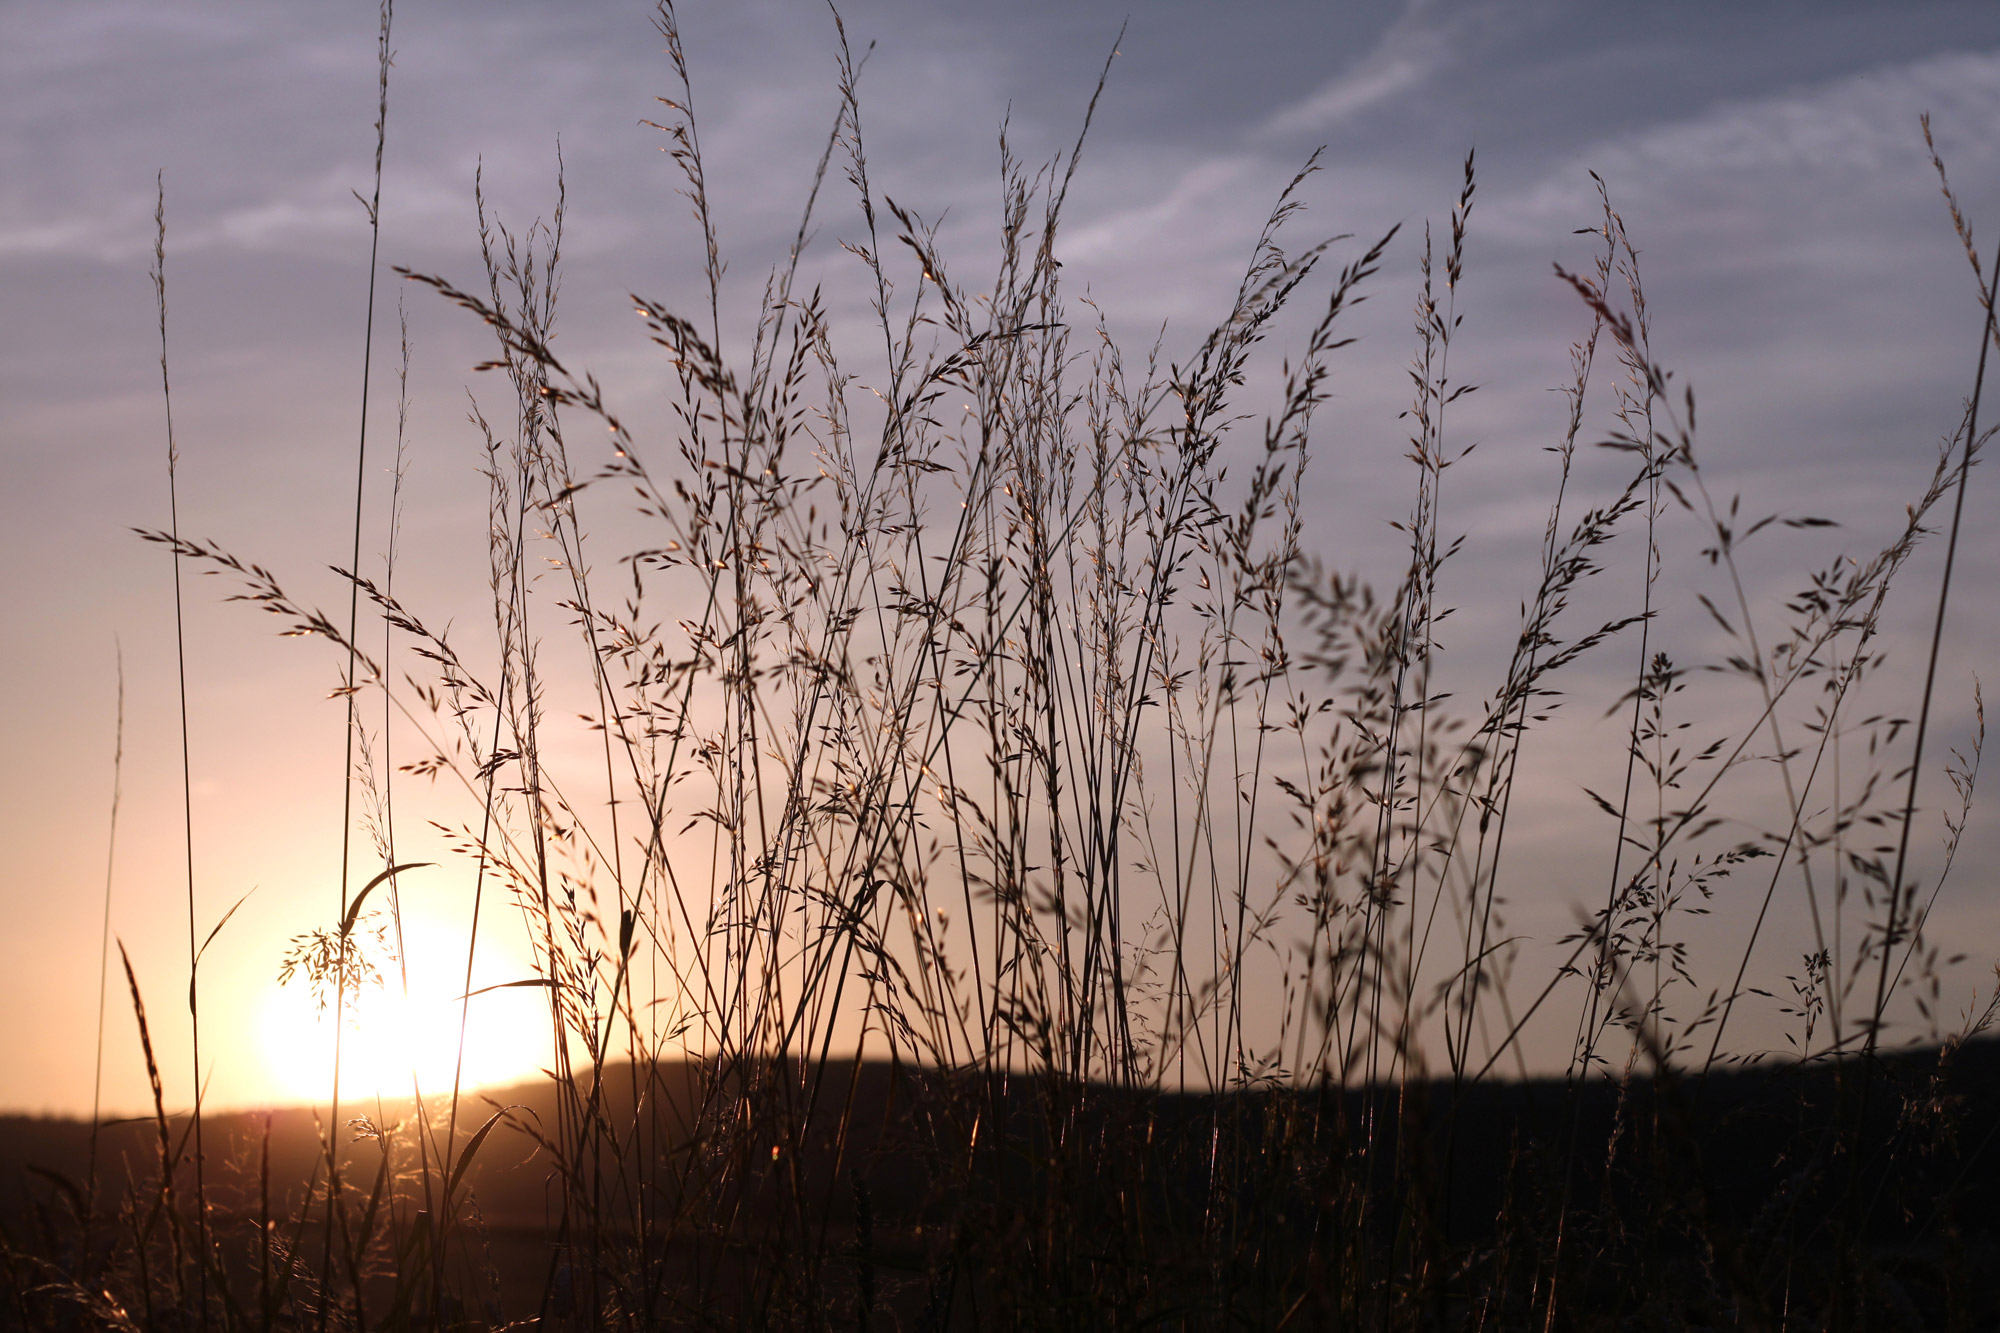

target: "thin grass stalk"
[86,645,125,1231]
[1543,193,1658,1329]
[1867,233,2000,1061]
[1823,180,2000,1330]
[1436,203,1611,1246]
[1574,201,1662,1083]
[117,940,183,1319]
[149,172,210,1326]
[436,185,525,1323]
[376,297,444,1315]
[257,1115,270,1333]
[323,5,395,1327]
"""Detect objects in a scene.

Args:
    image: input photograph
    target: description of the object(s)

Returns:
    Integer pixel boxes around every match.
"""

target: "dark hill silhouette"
[6,1040,2000,1326]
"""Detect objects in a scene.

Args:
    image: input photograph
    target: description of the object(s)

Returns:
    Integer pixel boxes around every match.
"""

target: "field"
[5,3,2000,1329]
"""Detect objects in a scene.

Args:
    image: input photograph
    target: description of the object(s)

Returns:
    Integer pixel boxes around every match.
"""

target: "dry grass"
[6,3,2000,1329]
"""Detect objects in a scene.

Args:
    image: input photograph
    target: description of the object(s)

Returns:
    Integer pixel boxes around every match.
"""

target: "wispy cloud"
[1059,156,1260,265]
[0,215,139,262]
[1490,48,2000,240]
[1256,0,1496,139]
[1262,51,1437,137]
[1055,0,1458,278]
[1053,0,1497,300]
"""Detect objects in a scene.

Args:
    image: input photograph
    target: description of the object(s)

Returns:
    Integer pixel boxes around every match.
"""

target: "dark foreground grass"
[10,1041,2000,1328]
[5,3,2000,1328]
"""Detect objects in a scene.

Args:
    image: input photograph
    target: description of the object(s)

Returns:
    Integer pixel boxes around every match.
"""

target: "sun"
[256,901,553,1107]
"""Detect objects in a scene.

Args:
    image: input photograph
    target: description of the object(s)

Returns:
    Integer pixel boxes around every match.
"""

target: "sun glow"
[256,903,552,1107]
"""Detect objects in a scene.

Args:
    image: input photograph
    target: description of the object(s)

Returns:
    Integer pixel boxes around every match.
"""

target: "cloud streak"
[1256,0,1482,138]
[1490,47,2000,240]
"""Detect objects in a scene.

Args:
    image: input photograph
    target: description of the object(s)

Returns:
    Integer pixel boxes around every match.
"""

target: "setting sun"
[256,901,551,1106]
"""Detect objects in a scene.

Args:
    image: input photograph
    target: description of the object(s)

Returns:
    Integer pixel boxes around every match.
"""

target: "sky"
[6,0,2000,1117]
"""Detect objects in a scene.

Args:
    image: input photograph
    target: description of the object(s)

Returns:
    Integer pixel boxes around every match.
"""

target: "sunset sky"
[7,0,2000,1118]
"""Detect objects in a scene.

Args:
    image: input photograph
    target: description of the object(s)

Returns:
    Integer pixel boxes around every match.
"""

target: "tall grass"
[152,165,212,1320]
[6,4,2000,1329]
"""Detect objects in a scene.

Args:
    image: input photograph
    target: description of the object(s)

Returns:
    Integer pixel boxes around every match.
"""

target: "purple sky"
[7,0,2000,1115]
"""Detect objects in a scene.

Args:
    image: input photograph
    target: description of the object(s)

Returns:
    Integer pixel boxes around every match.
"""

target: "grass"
[4,3,2000,1328]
